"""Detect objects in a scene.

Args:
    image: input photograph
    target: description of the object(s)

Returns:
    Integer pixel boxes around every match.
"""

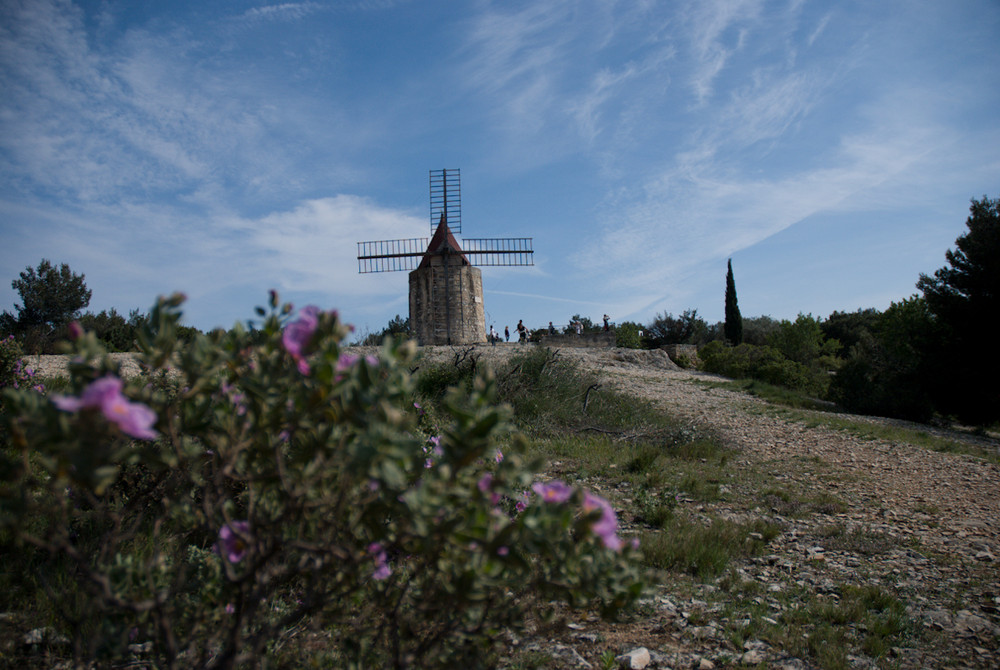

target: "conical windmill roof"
[418,213,471,269]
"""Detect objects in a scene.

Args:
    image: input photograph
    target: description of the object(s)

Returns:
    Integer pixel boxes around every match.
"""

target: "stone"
[616,647,651,669]
[696,657,715,670]
[549,644,593,668]
[740,649,766,665]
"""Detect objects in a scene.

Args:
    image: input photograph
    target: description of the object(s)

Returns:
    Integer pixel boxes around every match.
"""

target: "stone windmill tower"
[357,169,534,345]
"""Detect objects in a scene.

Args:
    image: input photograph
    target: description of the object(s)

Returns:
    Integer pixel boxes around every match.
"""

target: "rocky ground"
[21,346,1000,668]
[481,345,1000,670]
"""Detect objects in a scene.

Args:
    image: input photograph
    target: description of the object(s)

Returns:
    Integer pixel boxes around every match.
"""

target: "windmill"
[357,169,534,345]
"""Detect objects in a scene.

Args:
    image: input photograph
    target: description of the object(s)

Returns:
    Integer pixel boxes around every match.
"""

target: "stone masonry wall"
[538,331,616,348]
[408,263,486,346]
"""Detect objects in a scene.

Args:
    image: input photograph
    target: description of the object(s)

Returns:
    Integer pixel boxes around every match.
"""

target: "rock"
[740,649,766,665]
[923,609,952,630]
[696,657,715,670]
[688,626,717,640]
[616,647,651,669]
[23,627,69,647]
[128,641,153,654]
[550,644,593,668]
[953,609,996,636]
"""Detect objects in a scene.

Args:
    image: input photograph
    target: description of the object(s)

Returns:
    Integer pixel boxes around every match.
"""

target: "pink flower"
[334,353,378,381]
[368,542,391,580]
[496,546,509,556]
[53,376,158,440]
[336,353,359,371]
[582,491,624,552]
[515,491,530,513]
[494,449,504,463]
[531,480,573,504]
[282,306,320,374]
[218,521,250,563]
[478,473,500,505]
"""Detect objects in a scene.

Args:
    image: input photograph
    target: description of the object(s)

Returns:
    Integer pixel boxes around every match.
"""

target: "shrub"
[766,314,840,365]
[615,322,643,349]
[645,309,709,347]
[0,335,43,392]
[699,342,829,397]
[830,297,937,422]
[0,293,641,668]
[0,335,24,388]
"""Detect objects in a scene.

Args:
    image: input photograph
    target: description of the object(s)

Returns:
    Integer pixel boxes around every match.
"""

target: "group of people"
[488,320,529,346]
[488,314,612,345]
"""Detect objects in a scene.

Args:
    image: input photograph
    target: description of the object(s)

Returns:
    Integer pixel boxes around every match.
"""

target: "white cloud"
[238,3,323,23]
[225,195,424,294]
[575,83,960,299]
[681,0,762,105]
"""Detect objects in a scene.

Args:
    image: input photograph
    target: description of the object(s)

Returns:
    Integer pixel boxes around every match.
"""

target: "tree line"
[3,195,997,425]
[0,259,201,354]
[664,195,998,426]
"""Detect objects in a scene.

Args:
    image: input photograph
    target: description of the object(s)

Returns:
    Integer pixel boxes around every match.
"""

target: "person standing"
[489,325,498,346]
[603,314,610,332]
[504,325,510,342]
[516,319,527,343]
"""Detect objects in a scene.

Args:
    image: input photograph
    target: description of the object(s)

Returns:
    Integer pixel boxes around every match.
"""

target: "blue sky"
[2,0,998,337]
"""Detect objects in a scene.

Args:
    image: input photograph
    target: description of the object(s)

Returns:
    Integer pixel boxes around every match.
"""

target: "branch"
[582,383,602,413]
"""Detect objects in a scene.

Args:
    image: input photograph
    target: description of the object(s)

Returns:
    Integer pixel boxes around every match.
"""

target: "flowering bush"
[0,293,641,668]
[0,334,43,392]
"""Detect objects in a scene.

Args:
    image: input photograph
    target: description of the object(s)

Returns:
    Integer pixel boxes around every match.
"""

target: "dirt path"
[553,347,1000,669]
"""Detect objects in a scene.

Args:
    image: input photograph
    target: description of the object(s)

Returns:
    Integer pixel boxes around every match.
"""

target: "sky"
[1,0,998,337]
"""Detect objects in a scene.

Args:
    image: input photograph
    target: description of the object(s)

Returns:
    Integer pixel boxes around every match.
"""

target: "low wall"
[660,344,699,363]
[538,332,616,348]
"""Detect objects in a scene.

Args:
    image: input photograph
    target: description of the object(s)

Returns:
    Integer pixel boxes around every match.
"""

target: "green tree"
[767,314,840,366]
[2,259,92,353]
[359,314,411,345]
[614,321,643,349]
[645,309,709,346]
[831,297,937,422]
[724,259,743,345]
[741,315,781,346]
[76,309,133,352]
[565,314,595,334]
[916,194,1000,423]
[383,313,410,339]
[821,308,881,353]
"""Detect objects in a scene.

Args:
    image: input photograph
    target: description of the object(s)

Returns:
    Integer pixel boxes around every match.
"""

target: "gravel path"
[551,346,1000,669]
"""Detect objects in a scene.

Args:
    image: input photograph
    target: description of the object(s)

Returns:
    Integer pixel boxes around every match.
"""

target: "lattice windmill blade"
[357,238,428,274]
[461,238,534,267]
[429,168,461,235]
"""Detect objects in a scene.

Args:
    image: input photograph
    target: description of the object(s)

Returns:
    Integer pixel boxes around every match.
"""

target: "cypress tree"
[724,259,743,345]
